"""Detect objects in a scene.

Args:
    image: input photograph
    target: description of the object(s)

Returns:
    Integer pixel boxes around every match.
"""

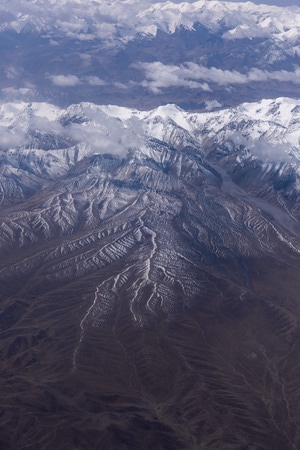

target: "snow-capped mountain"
[1,0,300,108]
[1,1,300,450]
[1,98,299,215]
[1,0,300,44]
[1,95,300,449]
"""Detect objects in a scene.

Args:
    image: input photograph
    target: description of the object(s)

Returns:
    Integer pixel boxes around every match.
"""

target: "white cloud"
[134,61,211,94]
[1,0,299,47]
[204,100,223,111]
[85,76,107,86]
[113,81,138,90]
[4,66,19,80]
[248,67,300,83]
[31,115,64,135]
[135,61,300,92]
[0,126,26,148]
[250,140,294,162]
[49,74,109,89]
[49,74,81,87]
[65,118,136,156]
[0,102,137,156]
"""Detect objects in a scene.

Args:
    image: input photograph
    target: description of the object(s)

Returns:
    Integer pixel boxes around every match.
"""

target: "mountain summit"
[0,1,300,449]
[0,97,300,449]
[1,0,300,108]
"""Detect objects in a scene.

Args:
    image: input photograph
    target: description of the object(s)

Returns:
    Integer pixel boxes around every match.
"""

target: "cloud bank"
[49,75,81,87]
[135,61,300,93]
[0,0,299,46]
[45,62,300,96]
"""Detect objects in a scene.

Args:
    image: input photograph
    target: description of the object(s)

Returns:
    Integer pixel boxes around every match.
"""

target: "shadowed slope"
[0,135,299,449]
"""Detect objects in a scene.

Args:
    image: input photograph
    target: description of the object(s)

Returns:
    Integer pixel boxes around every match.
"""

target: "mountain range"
[1,0,300,108]
[0,1,300,449]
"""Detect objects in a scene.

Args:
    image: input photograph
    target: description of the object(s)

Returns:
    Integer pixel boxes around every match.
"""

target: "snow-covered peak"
[1,97,300,165]
[0,97,300,222]
[0,0,299,46]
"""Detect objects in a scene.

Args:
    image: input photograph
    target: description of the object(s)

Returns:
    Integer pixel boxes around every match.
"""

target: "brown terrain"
[0,136,299,449]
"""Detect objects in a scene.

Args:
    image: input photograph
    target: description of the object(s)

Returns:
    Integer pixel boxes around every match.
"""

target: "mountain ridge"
[1,0,300,109]
[0,2,300,449]
[1,0,299,44]
[1,95,300,450]
[0,97,299,211]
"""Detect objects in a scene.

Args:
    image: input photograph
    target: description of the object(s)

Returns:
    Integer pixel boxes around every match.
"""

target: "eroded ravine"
[0,119,299,449]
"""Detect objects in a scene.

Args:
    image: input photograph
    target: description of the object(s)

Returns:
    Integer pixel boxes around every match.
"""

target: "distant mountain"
[0,0,300,108]
[1,0,300,44]
[1,1,300,449]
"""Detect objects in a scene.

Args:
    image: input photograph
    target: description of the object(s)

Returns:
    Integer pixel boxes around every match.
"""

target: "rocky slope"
[0,98,299,449]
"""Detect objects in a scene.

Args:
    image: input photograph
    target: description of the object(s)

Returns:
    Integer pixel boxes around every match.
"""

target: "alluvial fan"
[0,101,300,449]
